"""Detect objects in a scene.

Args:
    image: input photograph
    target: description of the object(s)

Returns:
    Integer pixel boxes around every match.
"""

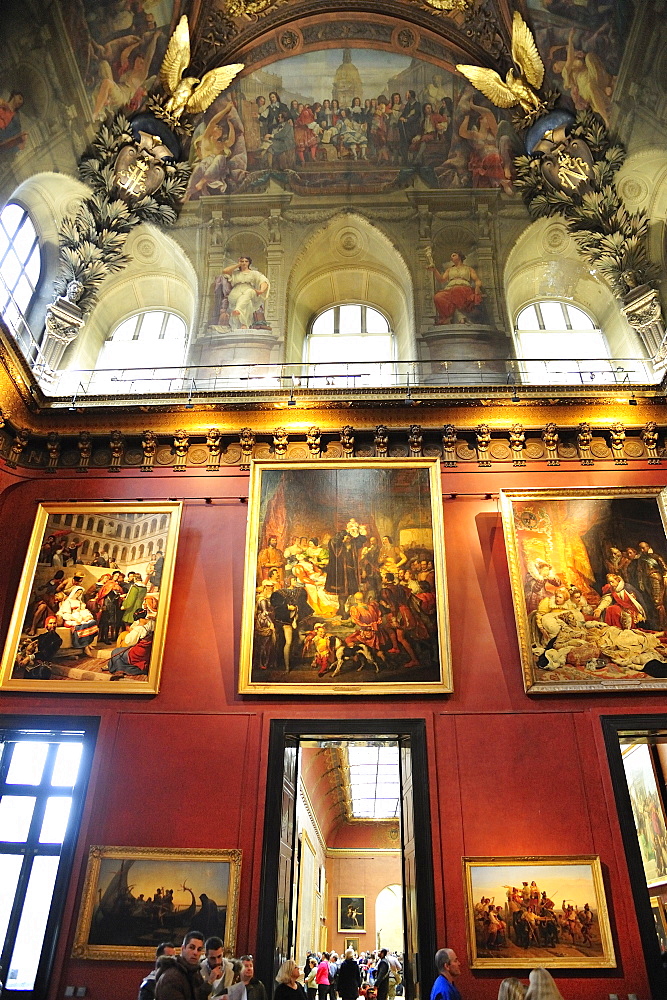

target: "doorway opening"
[256,720,436,1000]
[602,714,667,999]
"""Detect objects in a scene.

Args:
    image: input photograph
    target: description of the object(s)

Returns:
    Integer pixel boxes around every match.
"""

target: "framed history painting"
[463,856,616,970]
[0,502,182,694]
[621,741,667,886]
[649,895,667,955]
[339,895,366,933]
[238,460,451,695]
[500,487,667,693]
[72,846,242,961]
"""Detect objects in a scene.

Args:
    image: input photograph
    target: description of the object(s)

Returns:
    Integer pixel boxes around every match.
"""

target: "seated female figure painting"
[212,255,271,332]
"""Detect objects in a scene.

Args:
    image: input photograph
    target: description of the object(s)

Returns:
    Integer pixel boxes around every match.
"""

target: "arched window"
[0,204,41,342]
[131,546,136,562]
[96,520,104,534]
[514,301,615,384]
[86,518,94,531]
[75,515,84,529]
[159,515,168,531]
[121,546,128,561]
[92,310,188,392]
[81,540,90,556]
[125,526,131,540]
[305,305,395,386]
[150,518,157,534]
[138,544,144,558]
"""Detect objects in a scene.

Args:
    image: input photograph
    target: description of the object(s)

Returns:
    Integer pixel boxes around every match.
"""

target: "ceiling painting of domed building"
[182,45,519,199]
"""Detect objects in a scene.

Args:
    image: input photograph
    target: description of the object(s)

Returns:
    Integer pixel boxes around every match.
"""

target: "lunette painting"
[621,742,667,886]
[72,846,241,961]
[500,488,667,693]
[0,503,181,694]
[464,857,616,969]
[238,460,451,695]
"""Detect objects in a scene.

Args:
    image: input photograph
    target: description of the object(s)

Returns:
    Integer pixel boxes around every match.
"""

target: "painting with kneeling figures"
[0,502,181,694]
[239,460,451,695]
[500,487,667,694]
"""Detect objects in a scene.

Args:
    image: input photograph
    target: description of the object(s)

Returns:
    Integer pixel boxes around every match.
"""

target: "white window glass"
[6,855,60,991]
[51,742,83,787]
[365,307,389,333]
[539,301,566,328]
[0,856,23,946]
[515,304,538,330]
[1,203,25,239]
[139,310,165,341]
[13,274,33,313]
[2,252,22,288]
[567,305,595,329]
[6,742,49,785]
[339,304,362,333]
[25,245,41,285]
[0,795,36,841]
[312,310,334,336]
[12,219,36,260]
[39,796,72,843]
[111,316,139,342]
[164,313,186,341]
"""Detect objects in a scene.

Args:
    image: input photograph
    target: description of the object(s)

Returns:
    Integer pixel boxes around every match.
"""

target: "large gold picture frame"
[72,846,242,961]
[0,502,182,694]
[500,487,667,694]
[463,856,616,969]
[238,459,451,695]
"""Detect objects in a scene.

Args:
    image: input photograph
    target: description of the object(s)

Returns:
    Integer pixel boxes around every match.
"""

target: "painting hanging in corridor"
[0,502,182,694]
[500,488,667,694]
[239,460,451,695]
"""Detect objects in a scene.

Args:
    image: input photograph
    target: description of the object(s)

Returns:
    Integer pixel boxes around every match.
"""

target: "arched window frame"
[0,203,43,359]
[304,303,396,386]
[88,309,189,393]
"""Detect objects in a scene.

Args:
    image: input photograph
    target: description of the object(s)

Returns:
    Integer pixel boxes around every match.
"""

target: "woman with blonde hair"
[523,968,565,1000]
[497,978,526,1000]
[275,959,308,1000]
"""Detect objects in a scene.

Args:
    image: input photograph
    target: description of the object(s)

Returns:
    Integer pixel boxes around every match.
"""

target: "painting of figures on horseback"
[463,857,615,969]
[72,847,242,960]
[238,460,451,695]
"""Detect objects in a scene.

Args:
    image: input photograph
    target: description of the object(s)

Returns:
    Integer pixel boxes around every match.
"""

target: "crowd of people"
[254,521,438,676]
[140,936,571,1000]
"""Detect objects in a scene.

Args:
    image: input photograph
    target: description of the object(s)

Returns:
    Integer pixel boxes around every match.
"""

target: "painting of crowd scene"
[500,489,667,693]
[464,858,615,969]
[239,461,451,695]
[0,503,181,693]
[184,47,518,199]
[73,846,241,960]
[621,742,667,886]
[526,0,634,127]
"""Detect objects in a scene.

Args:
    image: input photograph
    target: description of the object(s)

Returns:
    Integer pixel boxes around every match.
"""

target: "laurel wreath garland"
[513,109,659,298]
[55,112,191,315]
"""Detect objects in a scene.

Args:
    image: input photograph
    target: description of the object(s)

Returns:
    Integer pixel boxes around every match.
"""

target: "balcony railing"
[41,356,661,406]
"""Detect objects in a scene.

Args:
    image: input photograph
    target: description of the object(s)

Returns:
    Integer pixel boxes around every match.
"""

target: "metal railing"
[41,356,661,405]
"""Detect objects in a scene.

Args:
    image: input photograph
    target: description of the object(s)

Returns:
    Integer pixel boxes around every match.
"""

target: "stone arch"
[62,223,199,373]
[5,171,89,335]
[287,212,416,363]
[504,216,648,369]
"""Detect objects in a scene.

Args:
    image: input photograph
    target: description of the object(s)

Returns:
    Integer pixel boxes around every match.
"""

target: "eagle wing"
[159,15,191,95]
[456,64,518,108]
[185,64,245,114]
[511,11,544,90]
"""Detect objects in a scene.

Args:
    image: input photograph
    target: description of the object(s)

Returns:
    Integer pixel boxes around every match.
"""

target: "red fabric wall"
[0,462,662,1000]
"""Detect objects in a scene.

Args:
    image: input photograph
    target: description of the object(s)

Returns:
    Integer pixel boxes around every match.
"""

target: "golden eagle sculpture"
[456,11,545,115]
[157,15,244,126]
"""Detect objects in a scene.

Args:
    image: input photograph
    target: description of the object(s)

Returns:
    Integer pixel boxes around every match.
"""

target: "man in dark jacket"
[156,931,211,1000]
[138,942,176,1000]
[375,950,390,1000]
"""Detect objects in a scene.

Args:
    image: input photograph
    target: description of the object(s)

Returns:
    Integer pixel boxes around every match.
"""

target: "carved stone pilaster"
[509,423,525,466]
[340,426,355,459]
[641,421,661,464]
[609,422,627,465]
[207,428,222,471]
[109,431,124,472]
[141,430,157,472]
[40,283,85,376]
[621,284,666,359]
[7,428,29,468]
[77,431,92,473]
[577,423,594,466]
[239,428,255,471]
[475,424,491,467]
[307,427,321,459]
[442,425,457,467]
[374,425,388,457]
[46,432,60,473]
[273,427,288,459]
[542,423,560,466]
[173,430,189,472]
[408,425,423,458]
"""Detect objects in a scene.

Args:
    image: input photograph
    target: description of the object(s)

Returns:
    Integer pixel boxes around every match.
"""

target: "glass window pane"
[0,204,25,240]
[0,796,36,841]
[566,305,595,329]
[163,313,186,341]
[12,274,33,314]
[12,218,37,262]
[39,796,72,843]
[2,250,22,290]
[365,308,389,333]
[516,305,538,330]
[539,301,566,329]
[6,742,49,785]
[312,309,335,336]
[139,311,165,340]
[0,855,23,947]
[111,316,139,342]
[0,227,10,260]
[24,244,41,286]
[339,304,362,333]
[6,855,60,991]
[51,743,83,787]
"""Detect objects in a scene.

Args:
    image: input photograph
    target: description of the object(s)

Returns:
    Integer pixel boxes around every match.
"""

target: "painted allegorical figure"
[428,251,484,325]
[214,255,270,330]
